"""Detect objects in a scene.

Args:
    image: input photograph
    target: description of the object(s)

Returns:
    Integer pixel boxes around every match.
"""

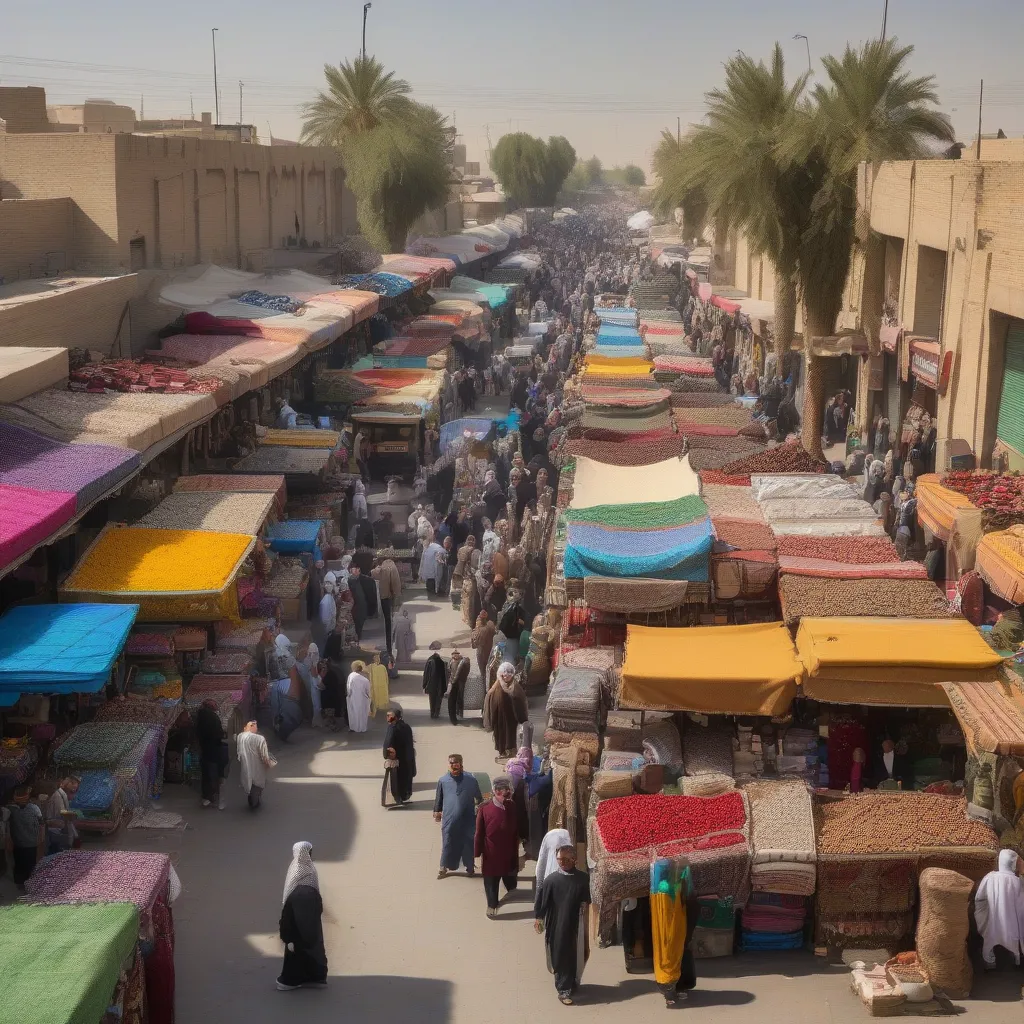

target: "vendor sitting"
[44,776,81,853]
[872,738,913,790]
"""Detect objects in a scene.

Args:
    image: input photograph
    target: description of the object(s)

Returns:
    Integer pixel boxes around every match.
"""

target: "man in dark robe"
[434,754,482,878]
[534,844,591,1005]
[447,649,471,726]
[474,775,520,918]
[382,705,416,805]
[349,566,369,640]
[278,842,327,990]
[422,652,448,719]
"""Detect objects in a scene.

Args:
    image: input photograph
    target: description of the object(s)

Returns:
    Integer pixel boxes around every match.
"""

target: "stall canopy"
[944,675,1024,756]
[0,902,139,1024]
[135,491,276,535]
[796,617,1004,703]
[621,622,802,715]
[0,603,138,705]
[976,525,1024,604]
[61,525,254,622]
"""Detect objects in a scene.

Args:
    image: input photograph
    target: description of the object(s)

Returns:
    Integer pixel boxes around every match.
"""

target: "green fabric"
[0,903,139,1024]
[565,494,707,529]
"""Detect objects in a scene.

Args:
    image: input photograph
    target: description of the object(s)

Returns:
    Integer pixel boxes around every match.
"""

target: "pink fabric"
[0,484,76,569]
[710,295,742,315]
[158,334,300,363]
[184,311,310,343]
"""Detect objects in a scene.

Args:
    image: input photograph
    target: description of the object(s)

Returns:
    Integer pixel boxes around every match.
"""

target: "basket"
[884,954,929,987]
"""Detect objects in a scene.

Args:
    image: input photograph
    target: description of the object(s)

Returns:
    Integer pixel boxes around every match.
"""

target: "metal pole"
[211,28,220,125]
[881,0,889,40]
[362,3,372,59]
[793,35,811,74]
[976,80,984,160]
[239,81,243,124]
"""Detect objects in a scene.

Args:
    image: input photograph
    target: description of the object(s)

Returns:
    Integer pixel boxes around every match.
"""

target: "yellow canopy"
[621,622,802,715]
[796,617,1004,684]
[583,364,654,379]
[803,677,951,708]
[585,355,652,368]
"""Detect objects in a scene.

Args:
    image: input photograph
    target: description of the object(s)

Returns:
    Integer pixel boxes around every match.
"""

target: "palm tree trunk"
[801,312,831,461]
[772,274,797,366]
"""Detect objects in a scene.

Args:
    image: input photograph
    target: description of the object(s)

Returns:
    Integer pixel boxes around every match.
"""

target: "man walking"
[371,554,402,659]
[534,844,591,1005]
[236,720,277,809]
[433,754,483,879]
[446,649,470,726]
[474,775,520,919]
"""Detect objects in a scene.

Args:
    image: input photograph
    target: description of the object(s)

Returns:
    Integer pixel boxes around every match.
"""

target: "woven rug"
[702,484,764,522]
[565,435,686,467]
[776,556,927,579]
[744,780,816,863]
[774,535,900,563]
[583,577,693,613]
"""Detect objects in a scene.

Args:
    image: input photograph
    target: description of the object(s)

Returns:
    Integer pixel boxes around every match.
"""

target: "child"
[6,784,44,889]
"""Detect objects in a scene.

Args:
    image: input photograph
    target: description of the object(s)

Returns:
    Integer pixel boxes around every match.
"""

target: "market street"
[28,584,1011,1024]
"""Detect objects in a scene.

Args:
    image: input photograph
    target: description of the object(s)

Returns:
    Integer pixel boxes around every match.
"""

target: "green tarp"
[0,902,139,1024]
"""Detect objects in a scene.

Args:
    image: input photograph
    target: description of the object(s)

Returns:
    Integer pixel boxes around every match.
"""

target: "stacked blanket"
[546,667,604,734]
[745,779,817,897]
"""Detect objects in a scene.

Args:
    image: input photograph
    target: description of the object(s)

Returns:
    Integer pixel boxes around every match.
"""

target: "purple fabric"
[0,423,140,510]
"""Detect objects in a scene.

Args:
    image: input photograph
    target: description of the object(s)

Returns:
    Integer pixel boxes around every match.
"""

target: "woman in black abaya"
[277,842,328,991]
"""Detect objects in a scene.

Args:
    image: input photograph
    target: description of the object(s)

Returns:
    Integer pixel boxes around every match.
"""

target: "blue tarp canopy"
[266,519,322,555]
[440,418,495,452]
[0,603,138,705]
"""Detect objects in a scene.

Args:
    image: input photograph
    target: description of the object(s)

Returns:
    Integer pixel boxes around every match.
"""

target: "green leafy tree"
[585,155,603,184]
[301,56,451,252]
[623,164,646,187]
[789,38,954,457]
[491,133,577,206]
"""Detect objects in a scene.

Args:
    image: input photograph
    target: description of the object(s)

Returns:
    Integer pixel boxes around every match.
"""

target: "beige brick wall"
[0,87,50,133]
[0,197,74,280]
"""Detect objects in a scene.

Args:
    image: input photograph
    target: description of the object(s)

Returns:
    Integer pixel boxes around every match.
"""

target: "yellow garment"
[368,663,390,717]
[262,429,340,449]
[621,623,802,714]
[63,526,254,596]
[651,888,686,987]
[796,617,1005,684]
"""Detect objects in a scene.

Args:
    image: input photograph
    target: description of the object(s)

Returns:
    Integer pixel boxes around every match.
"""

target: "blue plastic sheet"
[266,520,322,555]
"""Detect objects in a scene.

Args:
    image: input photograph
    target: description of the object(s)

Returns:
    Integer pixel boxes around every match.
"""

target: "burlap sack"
[916,867,973,998]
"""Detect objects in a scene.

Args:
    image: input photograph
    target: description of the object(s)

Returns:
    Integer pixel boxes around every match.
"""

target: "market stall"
[61,524,255,622]
[135,491,276,535]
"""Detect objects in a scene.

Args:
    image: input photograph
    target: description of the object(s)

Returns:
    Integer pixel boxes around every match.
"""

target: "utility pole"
[362,3,372,59]
[976,79,984,160]
[190,93,194,120]
[794,34,811,74]
[211,27,220,125]
[140,94,144,119]
[239,81,243,124]
[881,0,889,40]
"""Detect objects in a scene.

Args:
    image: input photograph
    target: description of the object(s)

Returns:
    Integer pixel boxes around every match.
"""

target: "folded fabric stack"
[69,770,124,828]
[740,893,807,950]
[692,897,737,958]
[745,779,817,899]
[69,359,222,395]
[733,724,765,781]
[129,662,182,701]
[777,728,820,786]
[546,667,604,734]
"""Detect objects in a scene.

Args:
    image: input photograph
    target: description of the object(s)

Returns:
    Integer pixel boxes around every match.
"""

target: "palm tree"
[300,56,415,146]
[791,38,954,457]
[655,47,809,366]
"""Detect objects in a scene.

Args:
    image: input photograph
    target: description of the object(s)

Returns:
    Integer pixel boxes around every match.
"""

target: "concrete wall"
[0,276,137,354]
[0,198,74,280]
[48,102,136,134]
[0,87,50,133]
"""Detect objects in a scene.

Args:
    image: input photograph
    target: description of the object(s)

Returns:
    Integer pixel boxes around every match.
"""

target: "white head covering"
[535,828,572,885]
[304,643,320,671]
[282,841,319,904]
[323,571,337,595]
[274,633,296,671]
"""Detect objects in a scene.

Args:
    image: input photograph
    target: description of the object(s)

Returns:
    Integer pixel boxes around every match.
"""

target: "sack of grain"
[916,868,973,998]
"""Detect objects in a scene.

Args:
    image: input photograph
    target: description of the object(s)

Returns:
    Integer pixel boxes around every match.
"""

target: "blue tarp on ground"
[594,307,639,328]
[596,324,644,345]
[0,603,138,704]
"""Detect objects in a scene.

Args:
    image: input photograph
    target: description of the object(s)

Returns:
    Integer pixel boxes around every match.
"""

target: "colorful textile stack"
[0,483,76,572]
[0,903,140,1024]
[546,666,604,734]
[69,359,223,394]
[745,780,817,897]
[129,662,182,700]
[740,894,807,951]
[24,850,176,1024]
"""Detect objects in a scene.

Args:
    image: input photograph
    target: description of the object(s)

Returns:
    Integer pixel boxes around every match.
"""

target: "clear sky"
[4,0,1023,173]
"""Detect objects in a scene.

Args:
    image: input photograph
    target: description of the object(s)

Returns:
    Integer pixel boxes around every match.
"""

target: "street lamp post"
[362,3,372,60]
[211,27,220,125]
[881,0,889,40]
[793,34,811,74]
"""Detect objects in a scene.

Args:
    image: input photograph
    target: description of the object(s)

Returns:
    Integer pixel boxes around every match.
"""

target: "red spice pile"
[596,792,746,853]
[721,440,827,476]
[943,472,1024,531]
[69,360,222,394]
[775,535,900,564]
[700,470,752,486]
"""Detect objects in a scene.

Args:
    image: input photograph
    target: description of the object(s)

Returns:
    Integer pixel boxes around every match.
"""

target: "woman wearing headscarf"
[294,643,324,728]
[196,699,226,810]
[447,649,471,726]
[483,662,529,756]
[475,775,520,918]
[534,842,591,1005]
[313,572,337,652]
[535,828,573,892]
[382,705,416,807]
[974,848,1024,968]
[461,567,480,628]
[352,478,368,520]
[346,660,372,733]
[277,842,327,991]
[472,611,497,682]
[317,658,346,731]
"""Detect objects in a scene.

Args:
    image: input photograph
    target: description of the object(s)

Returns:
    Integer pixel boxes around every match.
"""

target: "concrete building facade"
[841,159,1024,469]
